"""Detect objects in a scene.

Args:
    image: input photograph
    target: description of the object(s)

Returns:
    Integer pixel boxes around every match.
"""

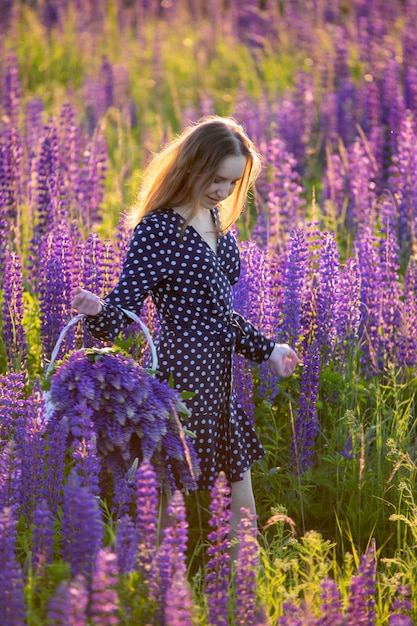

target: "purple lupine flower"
[359,75,383,137]
[38,223,76,361]
[321,150,348,224]
[111,462,136,519]
[264,137,306,253]
[43,417,69,511]
[135,460,159,574]
[90,548,119,626]
[316,578,344,625]
[233,0,269,50]
[333,77,357,146]
[162,490,189,578]
[47,348,198,495]
[316,232,341,362]
[278,228,309,347]
[290,340,320,473]
[389,584,413,625]
[28,121,59,251]
[116,514,136,575]
[319,91,339,147]
[404,65,417,112]
[389,110,417,255]
[164,571,194,626]
[277,598,303,625]
[70,410,102,497]
[398,258,417,368]
[378,193,403,368]
[47,574,88,625]
[345,540,376,625]
[234,508,260,626]
[78,130,108,228]
[3,52,20,128]
[145,376,200,493]
[354,228,383,373]
[0,372,26,444]
[233,240,275,412]
[234,240,274,339]
[1,250,27,370]
[0,122,23,227]
[81,232,107,297]
[346,138,378,235]
[233,88,272,156]
[0,506,26,625]
[99,56,114,111]
[381,58,405,158]
[24,96,45,159]
[336,256,361,359]
[57,102,83,219]
[205,472,232,626]
[274,72,315,170]
[15,390,47,521]
[76,233,118,349]
[61,471,103,580]
[156,490,190,622]
[0,441,22,512]
[32,499,54,576]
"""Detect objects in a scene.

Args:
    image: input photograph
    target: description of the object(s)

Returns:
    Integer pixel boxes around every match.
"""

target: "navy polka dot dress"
[86,208,275,491]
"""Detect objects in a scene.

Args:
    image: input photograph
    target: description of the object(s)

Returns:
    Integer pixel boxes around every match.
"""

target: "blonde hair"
[125,115,262,233]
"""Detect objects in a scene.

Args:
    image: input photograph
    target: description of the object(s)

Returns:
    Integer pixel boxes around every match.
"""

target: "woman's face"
[200,154,247,210]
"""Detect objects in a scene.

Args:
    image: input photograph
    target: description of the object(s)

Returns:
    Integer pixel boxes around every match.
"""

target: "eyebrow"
[214,175,242,182]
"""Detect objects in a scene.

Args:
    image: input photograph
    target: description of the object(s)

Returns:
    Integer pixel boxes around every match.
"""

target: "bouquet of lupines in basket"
[44,348,200,496]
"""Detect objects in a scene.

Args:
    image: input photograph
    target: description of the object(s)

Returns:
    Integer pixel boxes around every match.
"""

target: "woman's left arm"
[232,312,299,376]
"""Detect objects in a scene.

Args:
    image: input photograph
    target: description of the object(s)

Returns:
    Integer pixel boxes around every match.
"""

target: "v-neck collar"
[171,207,220,256]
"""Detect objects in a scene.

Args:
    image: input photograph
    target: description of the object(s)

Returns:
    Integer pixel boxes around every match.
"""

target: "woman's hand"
[268,343,299,378]
[71,287,103,316]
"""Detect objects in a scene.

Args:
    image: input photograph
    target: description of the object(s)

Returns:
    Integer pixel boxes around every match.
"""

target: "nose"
[216,182,233,199]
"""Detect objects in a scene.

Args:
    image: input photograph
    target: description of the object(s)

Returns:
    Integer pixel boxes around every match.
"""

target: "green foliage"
[1,2,417,622]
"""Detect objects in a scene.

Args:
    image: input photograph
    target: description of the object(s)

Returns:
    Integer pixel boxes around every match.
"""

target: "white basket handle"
[45,309,158,379]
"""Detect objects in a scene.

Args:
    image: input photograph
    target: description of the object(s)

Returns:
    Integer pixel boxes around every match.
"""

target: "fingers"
[270,343,300,378]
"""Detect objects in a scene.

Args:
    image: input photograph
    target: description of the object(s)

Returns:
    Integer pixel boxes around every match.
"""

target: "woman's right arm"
[72,214,174,341]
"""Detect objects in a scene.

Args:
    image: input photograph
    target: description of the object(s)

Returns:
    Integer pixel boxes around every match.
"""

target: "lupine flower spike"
[205,472,232,626]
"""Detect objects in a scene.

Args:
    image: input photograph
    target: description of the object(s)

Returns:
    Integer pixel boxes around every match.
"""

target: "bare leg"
[230,468,258,563]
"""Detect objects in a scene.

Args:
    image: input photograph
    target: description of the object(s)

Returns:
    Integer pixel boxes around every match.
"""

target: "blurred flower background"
[1,1,417,623]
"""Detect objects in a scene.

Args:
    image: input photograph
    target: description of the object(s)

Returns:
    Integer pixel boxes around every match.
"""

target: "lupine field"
[1,0,417,623]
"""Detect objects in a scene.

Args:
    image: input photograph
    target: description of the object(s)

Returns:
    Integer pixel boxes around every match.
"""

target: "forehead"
[214,155,247,180]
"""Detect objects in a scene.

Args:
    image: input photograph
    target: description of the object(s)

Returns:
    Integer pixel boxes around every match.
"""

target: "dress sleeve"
[85,215,173,341]
[232,311,275,363]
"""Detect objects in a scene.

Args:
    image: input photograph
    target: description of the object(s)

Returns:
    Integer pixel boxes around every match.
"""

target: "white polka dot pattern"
[86,208,275,490]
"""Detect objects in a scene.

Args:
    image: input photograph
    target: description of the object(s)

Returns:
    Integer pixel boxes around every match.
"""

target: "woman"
[72,115,299,543]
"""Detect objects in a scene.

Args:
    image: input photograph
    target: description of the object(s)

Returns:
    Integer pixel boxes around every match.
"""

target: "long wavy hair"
[125,115,262,233]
